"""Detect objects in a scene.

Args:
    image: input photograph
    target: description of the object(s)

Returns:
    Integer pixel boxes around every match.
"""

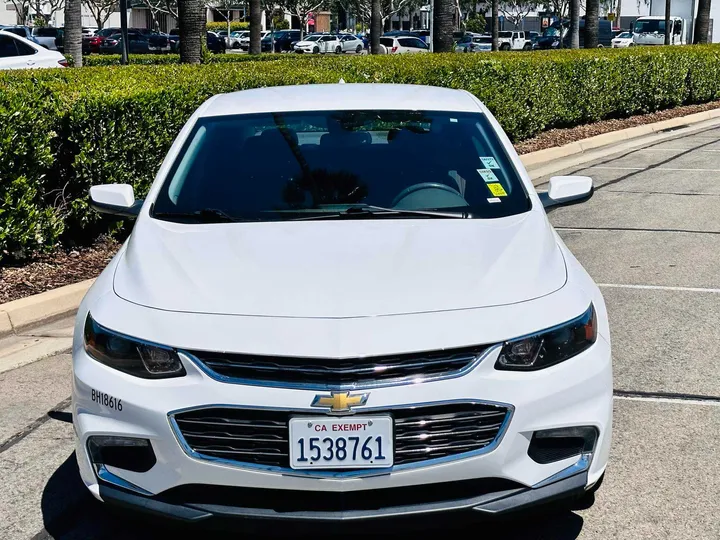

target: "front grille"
[185,346,488,389]
[172,402,510,470]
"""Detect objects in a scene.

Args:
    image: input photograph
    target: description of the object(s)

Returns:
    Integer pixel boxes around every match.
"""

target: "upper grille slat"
[187,346,488,389]
[173,403,510,471]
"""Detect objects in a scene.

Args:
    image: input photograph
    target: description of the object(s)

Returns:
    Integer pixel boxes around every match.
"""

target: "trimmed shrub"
[2,46,720,261]
[80,53,290,66]
[206,21,249,32]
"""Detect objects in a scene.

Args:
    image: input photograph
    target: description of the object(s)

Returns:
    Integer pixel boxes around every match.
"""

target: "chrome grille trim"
[181,346,498,390]
[169,399,514,478]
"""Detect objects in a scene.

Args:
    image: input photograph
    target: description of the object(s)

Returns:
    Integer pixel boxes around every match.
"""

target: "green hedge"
[206,21,249,32]
[80,53,289,66]
[2,46,720,261]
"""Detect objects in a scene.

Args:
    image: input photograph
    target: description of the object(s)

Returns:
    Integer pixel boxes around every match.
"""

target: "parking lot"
[1,125,719,539]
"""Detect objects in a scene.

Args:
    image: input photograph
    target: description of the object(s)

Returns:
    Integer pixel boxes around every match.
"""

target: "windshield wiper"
[153,208,252,223]
[291,205,469,221]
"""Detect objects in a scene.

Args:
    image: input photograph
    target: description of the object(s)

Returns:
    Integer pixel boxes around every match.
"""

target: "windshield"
[617,32,632,38]
[499,31,512,38]
[305,35,320,41]
[152,110,530,223]
[634,19,665,33]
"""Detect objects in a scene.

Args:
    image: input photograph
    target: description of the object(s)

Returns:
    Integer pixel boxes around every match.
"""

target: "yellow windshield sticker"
[480,157,500,169]
[487,183,508,197]
[477,169,498,183]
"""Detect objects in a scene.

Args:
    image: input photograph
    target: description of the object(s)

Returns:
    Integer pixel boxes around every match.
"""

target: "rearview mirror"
[89,184,143,218]
[539,176,593,210]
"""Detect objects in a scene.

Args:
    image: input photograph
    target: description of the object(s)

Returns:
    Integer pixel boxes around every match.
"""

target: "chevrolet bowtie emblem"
[311,391,369,413]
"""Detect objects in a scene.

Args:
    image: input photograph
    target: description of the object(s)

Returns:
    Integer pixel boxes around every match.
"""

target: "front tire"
[232,42,240,49]
[335,45,342,54]
[313,46,320,54]
[500,43,511,51]
[356,44,362,53]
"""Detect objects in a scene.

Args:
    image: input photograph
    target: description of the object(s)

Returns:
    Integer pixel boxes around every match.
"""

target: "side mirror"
[89,184,143,218]
[539,176,593,210]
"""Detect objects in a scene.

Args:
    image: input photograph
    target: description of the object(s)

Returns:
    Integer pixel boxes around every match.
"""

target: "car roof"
[201,84,482,117]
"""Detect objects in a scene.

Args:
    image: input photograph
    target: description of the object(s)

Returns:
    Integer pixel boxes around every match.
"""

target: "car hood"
[113,210,567,318]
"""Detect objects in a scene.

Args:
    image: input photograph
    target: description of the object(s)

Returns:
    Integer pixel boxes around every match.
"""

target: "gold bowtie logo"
[311,391,369,413]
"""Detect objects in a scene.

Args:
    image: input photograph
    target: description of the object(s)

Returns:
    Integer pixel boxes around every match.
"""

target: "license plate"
[289,416,393,470]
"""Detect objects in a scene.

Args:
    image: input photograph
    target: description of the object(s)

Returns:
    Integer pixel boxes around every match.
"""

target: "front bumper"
[72,331,612,521]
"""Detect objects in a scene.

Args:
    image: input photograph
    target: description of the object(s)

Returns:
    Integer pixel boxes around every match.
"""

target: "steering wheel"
[391,182,463,208]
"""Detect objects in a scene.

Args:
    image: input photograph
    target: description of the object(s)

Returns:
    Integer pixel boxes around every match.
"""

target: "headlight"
[495,305,597,371]
[84,314,186,379]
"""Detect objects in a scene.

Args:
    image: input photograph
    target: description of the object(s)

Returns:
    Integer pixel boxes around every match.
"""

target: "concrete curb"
[0,279,93,338]
[520,108,720,171]
[1,108,719,337]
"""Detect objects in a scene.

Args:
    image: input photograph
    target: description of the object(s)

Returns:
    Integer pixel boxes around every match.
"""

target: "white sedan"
[293,34,340,53]
[611,31,634,47]
[338,33,364,53]
[0,29,67,69]
[75,83,611,523]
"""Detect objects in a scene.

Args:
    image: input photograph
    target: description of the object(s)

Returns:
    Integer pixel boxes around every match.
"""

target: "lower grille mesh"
[173,403,510,469]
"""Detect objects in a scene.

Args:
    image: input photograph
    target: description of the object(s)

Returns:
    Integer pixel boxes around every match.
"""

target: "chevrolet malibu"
[73,84,612,523]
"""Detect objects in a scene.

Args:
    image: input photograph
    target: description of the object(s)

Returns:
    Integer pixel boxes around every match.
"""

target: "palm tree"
[694,0,711,43]
[370,0,381,54]
[249,0,261,54]
[584,0,599,48]
[433,0,454,52]
[568,0,580,48]
[491,0,498,51]
[64,0,82,67]
[178,0,204,63]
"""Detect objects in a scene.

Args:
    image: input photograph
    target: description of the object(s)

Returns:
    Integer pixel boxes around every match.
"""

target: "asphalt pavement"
[1,126,719,538]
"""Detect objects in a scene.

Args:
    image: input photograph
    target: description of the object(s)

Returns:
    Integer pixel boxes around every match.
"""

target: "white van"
[632,16,686,45]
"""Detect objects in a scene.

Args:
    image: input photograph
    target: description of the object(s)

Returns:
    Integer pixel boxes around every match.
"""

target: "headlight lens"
[84,314,186,379]
[495,305,597,371]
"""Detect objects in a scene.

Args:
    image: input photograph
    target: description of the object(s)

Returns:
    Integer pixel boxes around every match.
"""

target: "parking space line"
[642,148,720,152]
[598,283,720,294]
[591,166,720,172]
[556,226,720,235]
[614,395,720,406]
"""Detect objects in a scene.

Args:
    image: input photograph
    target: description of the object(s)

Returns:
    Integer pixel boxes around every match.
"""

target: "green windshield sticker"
[480,157,500,169]
[477,169,498,183]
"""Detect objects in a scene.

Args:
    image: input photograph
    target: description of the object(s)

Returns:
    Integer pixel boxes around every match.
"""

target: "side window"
[15,39,37,56]
[398,38,413,47]
[0,35,19,57]
[413,38,427,48]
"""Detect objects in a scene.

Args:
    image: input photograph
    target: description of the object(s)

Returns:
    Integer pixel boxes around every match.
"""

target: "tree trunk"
[64,0,82,67]
[584,0,599,48]
[370,0,381,53]
[664,0,671,45]
[179,0,203,63]
[694,0,710,43]
[569,0,580,48]
[491,0,498,50]
[249,0,261,54]
[433,0,454,52]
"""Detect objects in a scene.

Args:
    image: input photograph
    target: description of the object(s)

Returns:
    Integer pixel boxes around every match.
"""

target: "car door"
[319,35,332,53]
[0,33,39,69]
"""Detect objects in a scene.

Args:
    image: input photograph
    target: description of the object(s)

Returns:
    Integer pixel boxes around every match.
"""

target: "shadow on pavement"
[40,453,585,539]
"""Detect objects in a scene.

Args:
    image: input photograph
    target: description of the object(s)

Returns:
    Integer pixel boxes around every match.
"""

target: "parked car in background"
[0,29,67,69]
[239,31,270,50]
[100,31,170,54]
[379,35,430,54]
[228,30,248,49]
[293,33,340,53]
[455,33,492,52]
[261,29,301,52]
[497,31,532,50]
[206,31,226,53]
[632,16,686,45]
[528,31,540,46]
[168,28,180,52]
[2,25,41,46]
[535,19,613,48]
[611,31,634,47]
[338,33,364,53]
[31,26,62,50]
